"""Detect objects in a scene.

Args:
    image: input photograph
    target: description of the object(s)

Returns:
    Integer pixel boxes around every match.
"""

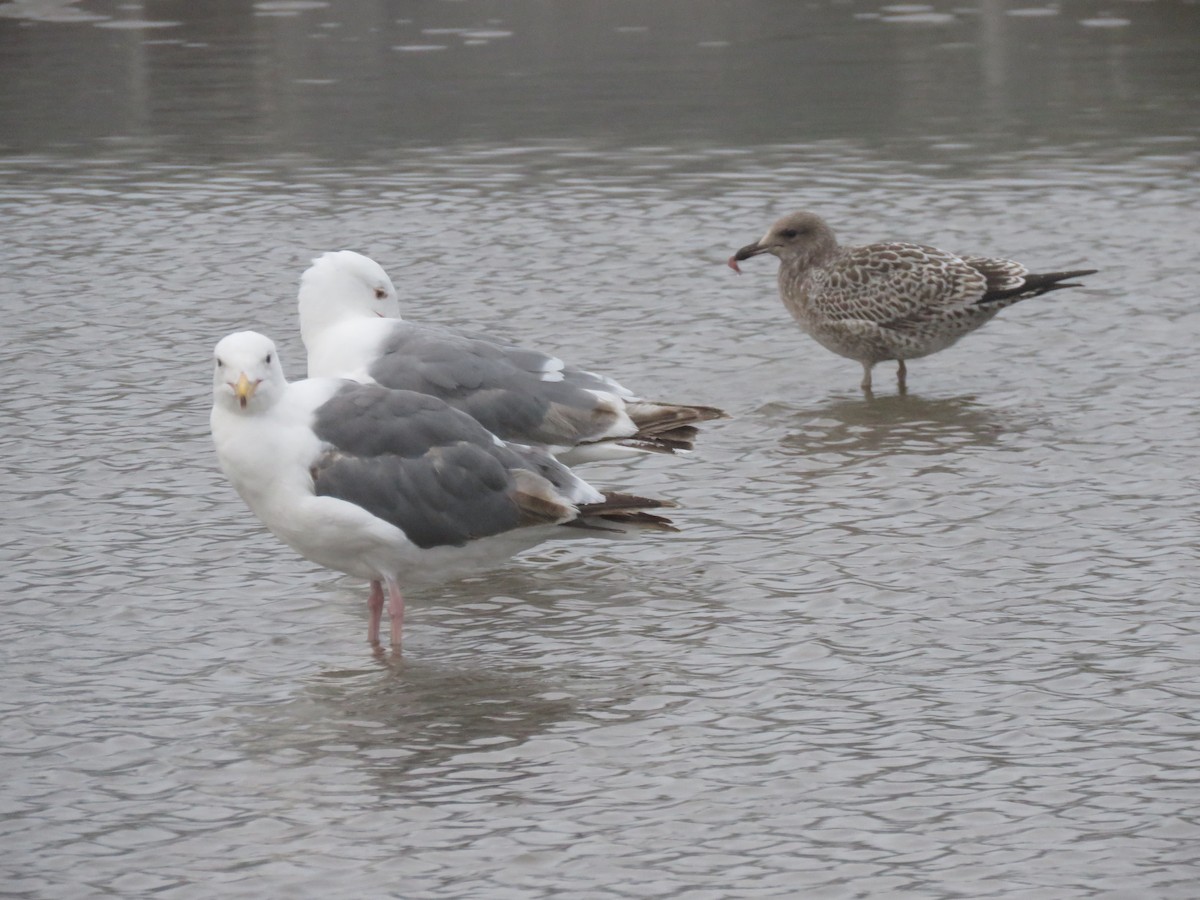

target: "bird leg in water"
[860,362,874,393]
[366,580,384,645]
[386,578,406,647]
[897,359,908,395]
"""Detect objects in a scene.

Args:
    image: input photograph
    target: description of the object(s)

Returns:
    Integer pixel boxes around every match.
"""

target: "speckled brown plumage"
[730,211,1097,393]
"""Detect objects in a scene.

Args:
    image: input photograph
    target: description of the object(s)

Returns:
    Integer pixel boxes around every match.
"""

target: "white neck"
[298,286,354,349]
[210,381,331,522]
[303,318,394,380]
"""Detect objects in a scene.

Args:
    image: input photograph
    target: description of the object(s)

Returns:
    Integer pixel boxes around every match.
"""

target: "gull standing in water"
[730,211,1097,393]
[210,331,676,651]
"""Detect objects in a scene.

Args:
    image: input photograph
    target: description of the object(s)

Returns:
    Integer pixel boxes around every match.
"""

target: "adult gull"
[299,250,725,463]
[210,331,676,649]
[729,211,1097,393]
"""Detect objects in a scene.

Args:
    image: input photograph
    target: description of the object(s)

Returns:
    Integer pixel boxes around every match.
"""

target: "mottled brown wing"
[960,256,1031,296]
[813,242,989,330]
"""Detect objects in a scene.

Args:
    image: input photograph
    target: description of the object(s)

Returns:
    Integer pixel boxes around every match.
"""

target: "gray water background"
[2,1,1199,897]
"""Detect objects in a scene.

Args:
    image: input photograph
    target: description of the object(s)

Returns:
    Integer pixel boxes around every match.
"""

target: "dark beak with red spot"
[727,240,767,275]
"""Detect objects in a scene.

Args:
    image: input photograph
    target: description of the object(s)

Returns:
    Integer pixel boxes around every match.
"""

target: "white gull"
[210,331,676,650]
[299,250,725,463]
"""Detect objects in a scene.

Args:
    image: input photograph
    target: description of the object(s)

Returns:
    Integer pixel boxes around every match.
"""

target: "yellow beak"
[234,373,257,407]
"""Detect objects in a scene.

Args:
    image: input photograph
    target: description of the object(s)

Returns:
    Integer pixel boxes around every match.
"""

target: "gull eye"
[779,228,799,239]
[265,353,272,364]
[374,288,387,300]
[216,357,224,368]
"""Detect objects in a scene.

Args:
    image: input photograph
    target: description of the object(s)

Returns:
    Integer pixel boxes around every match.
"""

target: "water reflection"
[769,393,1028,459]
[239,659,583,786]
[1,0,1198,157]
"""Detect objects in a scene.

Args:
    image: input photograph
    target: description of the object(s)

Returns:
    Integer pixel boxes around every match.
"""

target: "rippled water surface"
[2,1,1199,897]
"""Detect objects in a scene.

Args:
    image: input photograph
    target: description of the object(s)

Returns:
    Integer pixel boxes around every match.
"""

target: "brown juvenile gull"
[729,211,1097,393]
[210,331,676,651]
[299,251,726,464]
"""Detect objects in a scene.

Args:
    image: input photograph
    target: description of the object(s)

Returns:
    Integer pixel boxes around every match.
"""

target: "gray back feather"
[310,383,578,549]
[367,322,627,446]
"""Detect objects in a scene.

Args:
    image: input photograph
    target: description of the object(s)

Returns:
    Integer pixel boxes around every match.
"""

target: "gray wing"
[309,383,583,549]
[364,322,631,448]
[814,242,989,329]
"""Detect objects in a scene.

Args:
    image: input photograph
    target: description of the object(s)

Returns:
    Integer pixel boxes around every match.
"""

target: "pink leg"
[385,579,405,647]
[366,580,384,646]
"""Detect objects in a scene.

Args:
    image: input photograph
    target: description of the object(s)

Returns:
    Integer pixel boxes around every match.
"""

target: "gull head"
[729,211,838,273]
[213,331,287,413]
[298,250,401,335]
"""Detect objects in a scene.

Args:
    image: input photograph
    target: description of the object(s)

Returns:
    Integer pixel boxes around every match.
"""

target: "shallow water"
[2,1,1199,897]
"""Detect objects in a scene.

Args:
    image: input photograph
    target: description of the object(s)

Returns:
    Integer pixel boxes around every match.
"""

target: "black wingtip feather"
[978,268,1099,305]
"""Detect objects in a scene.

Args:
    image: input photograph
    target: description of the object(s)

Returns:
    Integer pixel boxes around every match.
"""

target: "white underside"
[556,440,652,466]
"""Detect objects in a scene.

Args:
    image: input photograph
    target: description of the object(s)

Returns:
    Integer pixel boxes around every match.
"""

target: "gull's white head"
[212,331,287,413]
[298,250,401,342]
